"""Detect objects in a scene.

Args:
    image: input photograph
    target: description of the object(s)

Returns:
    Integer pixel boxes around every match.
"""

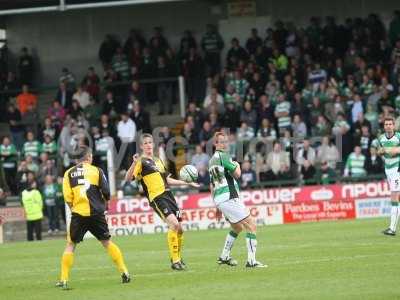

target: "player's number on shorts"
[395,179,399,188]
[78,178,90,196]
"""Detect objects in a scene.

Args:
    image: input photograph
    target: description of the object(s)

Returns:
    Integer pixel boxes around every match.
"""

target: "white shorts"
[386,170,400,192]
[217,198,250,224]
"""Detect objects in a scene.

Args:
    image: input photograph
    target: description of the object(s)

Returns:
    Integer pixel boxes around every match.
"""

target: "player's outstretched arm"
[166,174,200,188]
[125,154,139,181]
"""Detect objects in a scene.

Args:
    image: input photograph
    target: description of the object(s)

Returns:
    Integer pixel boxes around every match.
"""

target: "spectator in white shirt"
[296,138,316,170]
[72,85,90,109]
[117,112,137,169]
[203,87,224,109]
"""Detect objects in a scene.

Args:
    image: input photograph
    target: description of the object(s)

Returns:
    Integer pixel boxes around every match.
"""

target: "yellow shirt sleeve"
[132,160,142,180]
[62,170,73,204]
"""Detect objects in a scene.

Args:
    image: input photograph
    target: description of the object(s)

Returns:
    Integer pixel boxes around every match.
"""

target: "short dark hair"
[384,116,395,124]
[76,145,92,162]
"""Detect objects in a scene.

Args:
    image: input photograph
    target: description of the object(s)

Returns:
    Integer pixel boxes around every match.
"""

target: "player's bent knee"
[100,239,111,248]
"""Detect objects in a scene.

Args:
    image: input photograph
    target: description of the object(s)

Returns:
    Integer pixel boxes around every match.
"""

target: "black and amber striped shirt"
[132,156,169,201]
[63,162,109,216]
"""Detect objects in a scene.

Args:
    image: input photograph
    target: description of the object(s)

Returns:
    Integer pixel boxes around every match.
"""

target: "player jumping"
[377,117,400,236]
[125,134,199,270]
[209,131,266,268]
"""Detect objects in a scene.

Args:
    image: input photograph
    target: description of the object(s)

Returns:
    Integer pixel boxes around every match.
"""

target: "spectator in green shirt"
[23,131,41,160]
[0,136,18,194]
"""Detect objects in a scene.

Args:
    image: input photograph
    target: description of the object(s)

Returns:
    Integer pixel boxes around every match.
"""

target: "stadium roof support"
[0,0,190,16]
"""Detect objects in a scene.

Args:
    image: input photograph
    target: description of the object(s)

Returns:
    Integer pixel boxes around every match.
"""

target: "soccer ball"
[179,165,199,183]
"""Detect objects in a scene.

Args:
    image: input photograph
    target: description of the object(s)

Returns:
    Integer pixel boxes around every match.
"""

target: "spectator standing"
[98,34,120,68]
[6,104,25,150]
[17,85,37,115]
[0,136,18,194]
[21,182,43,241]
[42,175,59,234]
[117,113,137,169]
[201,24,224,75]
[56,82,73,109]
[59,68,76,92]
[18,47,34,86]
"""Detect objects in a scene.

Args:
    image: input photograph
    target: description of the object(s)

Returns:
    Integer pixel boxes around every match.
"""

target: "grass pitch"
[1,218,400,300]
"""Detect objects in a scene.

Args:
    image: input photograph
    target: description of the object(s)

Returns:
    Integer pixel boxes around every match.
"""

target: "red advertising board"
[283,201,356,223]
[104,180,390,236]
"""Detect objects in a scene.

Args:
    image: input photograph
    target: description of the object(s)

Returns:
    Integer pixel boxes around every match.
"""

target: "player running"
[209,131,265,268]
[125,134,199,271]
[56,146,130,290]
[377,117,400,236]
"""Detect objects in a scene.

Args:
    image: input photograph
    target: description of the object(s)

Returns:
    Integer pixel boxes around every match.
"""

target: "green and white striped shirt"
[208,150,240,205]
[377,132,400,173]
[275,101,291,128]
[345,153,366,177]
[23,141,41,158]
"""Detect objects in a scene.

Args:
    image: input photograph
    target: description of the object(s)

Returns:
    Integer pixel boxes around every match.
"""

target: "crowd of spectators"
[0,10,400,222]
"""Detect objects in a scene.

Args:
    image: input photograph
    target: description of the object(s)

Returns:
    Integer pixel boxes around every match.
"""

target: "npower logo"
[342,181,390,199]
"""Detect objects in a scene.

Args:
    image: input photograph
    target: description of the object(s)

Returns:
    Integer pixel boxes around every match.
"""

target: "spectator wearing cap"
[21,180,43,241]
[17,84,37,115]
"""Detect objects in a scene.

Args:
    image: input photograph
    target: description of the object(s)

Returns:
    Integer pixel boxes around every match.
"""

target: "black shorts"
[150,191,181,222]
[69,213,111,244]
